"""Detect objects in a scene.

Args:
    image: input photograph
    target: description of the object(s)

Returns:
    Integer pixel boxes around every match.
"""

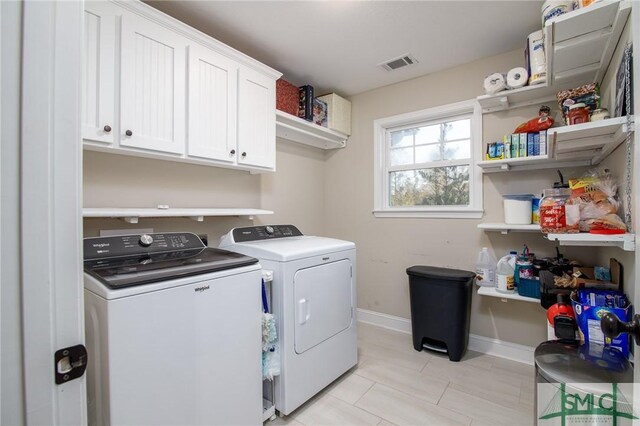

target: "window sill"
[372,209,484,219]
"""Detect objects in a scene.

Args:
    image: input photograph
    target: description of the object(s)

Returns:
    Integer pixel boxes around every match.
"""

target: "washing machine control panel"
[232,225,302,242]
[83,232,206,260]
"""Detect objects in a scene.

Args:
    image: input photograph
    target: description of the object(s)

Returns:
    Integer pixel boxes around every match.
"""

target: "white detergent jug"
[475,247,496,287]
[496,254,516,293]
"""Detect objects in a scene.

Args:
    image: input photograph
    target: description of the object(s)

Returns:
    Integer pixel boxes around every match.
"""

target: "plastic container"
[518,278,541,299]
[496,255,515,293]
[503,194,534,225]
[590,108,609,121]
[567,103,590,125]
[406,266,476,362]
[539,188,579,233]
[475,247,496,287]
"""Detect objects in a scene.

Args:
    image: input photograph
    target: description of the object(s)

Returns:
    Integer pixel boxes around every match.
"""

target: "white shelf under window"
[477,286,540,304]
[275,110,348,149]
[477,0,630,113]
[83,207,274,224]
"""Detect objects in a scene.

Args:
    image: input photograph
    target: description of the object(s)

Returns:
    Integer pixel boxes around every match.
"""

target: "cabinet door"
[82,2,116,144]
[187,44,238,162]
[237,67,276,169]
[120,11,186,154]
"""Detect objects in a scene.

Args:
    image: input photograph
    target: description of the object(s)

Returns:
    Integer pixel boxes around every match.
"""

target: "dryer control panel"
[231,225,303,242]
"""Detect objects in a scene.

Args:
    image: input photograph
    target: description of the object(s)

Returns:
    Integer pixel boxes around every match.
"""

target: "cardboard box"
[571,290,631,358]
[317,93,351,135]
[276,79,299,116]
[573,258,621,291]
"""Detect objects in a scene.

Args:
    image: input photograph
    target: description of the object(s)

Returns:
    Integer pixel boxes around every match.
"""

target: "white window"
[373,100,483,218]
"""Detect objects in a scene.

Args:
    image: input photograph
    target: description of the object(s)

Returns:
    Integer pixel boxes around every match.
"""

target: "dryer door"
[294,259,353,354]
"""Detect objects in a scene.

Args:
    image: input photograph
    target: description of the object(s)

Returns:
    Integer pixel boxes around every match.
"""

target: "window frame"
[373,99,483,219]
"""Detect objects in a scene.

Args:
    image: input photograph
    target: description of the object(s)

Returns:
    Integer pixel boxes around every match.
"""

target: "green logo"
[539,383,637,425]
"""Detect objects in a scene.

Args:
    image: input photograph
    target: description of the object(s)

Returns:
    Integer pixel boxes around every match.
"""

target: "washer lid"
[220,236,355,262]
[84,247,258,289]
[535,340,633,385]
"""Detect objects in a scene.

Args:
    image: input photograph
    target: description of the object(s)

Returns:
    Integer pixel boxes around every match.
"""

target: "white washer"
[219,225,357,415]
[84,232,262,425]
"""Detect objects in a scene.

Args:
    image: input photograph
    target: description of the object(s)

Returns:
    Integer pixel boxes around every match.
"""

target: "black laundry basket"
[406,266,475,362]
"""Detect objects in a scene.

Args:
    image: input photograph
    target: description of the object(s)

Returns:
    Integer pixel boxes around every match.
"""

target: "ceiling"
[146,1,544,97]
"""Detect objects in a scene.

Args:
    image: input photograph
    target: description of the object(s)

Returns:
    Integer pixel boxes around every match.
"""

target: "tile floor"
[268,322,535,426]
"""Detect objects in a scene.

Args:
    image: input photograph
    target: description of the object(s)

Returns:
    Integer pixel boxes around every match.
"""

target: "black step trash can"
[406,266,475,362]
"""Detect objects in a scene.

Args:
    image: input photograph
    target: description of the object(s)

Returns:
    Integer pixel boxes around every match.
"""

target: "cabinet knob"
[125,130,133,137]
[230,149,236,155]
[241,152,247,157]
[103,125,112,133]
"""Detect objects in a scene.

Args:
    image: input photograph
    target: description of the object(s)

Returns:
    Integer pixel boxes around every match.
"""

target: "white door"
[237,66,276,169]
[294,260,353,354]
[21,1,86,424]
[81,2,116,145]
[187,43,238,162]
[120,10,186,154]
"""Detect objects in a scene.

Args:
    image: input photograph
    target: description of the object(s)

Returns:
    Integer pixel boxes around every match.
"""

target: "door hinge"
[54,344,88,385]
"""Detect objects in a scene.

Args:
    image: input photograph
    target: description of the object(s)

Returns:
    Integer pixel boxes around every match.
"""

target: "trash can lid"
[406,265,476,283]
[535,340,633,385]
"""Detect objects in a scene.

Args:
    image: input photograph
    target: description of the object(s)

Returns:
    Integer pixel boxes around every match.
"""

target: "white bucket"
[503,194,534,225]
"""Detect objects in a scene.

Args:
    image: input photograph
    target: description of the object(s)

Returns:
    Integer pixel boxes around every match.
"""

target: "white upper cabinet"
[81,1,281,172]
[82,2,116,144]
[187,43,238,163]
[238,67,276,169]
[119,11,187,155]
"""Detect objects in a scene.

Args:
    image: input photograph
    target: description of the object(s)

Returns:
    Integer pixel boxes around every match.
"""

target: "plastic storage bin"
[518,277,541,299]
[406,266,476,362]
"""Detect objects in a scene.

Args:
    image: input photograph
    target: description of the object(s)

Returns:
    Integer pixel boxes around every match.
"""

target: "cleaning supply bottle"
[496,254,516,293]
[475,247,496,287]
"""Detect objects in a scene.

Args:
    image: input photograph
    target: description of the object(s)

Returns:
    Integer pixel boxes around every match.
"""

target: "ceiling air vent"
[379,54,418,71]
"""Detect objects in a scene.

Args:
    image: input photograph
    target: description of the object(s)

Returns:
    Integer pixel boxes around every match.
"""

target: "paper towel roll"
[507,67,529,89]
[484,73,507,95]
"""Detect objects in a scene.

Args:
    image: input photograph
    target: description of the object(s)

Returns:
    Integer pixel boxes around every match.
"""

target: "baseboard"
[356,308,534,365]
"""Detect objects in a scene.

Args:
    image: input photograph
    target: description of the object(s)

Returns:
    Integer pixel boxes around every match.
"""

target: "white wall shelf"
[477,154,590,173]
[550,116,633,164]
[477,223,541,234]
[477,286,540,304]
[83,207,274,224]
[545,0,631,87]
[275,110,348,149]
[478,116,633,173]
[545,232,635,251]
[477,0,630,114]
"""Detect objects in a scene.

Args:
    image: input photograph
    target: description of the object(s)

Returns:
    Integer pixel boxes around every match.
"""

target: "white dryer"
[219,225,357,415]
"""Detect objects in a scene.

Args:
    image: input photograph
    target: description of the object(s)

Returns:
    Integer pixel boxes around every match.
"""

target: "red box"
[276,79,298,116]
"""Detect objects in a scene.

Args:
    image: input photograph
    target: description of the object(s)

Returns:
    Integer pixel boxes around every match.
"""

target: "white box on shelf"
[317,93,351,135]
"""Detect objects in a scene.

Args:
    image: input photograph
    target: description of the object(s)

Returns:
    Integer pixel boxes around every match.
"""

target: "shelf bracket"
[500,164,511,171]
[122,216,139,224]
[499,96,509,110]
[188,216,204,222]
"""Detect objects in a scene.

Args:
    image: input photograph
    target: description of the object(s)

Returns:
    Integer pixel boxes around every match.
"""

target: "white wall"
[1,2,25,424]
[322,48,603,347]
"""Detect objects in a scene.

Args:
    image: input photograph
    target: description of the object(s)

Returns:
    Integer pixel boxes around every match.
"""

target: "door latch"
[54,344,88,385]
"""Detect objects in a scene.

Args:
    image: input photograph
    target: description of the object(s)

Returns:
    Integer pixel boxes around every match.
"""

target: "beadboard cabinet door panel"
[187,44,238,163]
[82,2,116,144]
[237,67,276,170]
[120,12,187,154]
